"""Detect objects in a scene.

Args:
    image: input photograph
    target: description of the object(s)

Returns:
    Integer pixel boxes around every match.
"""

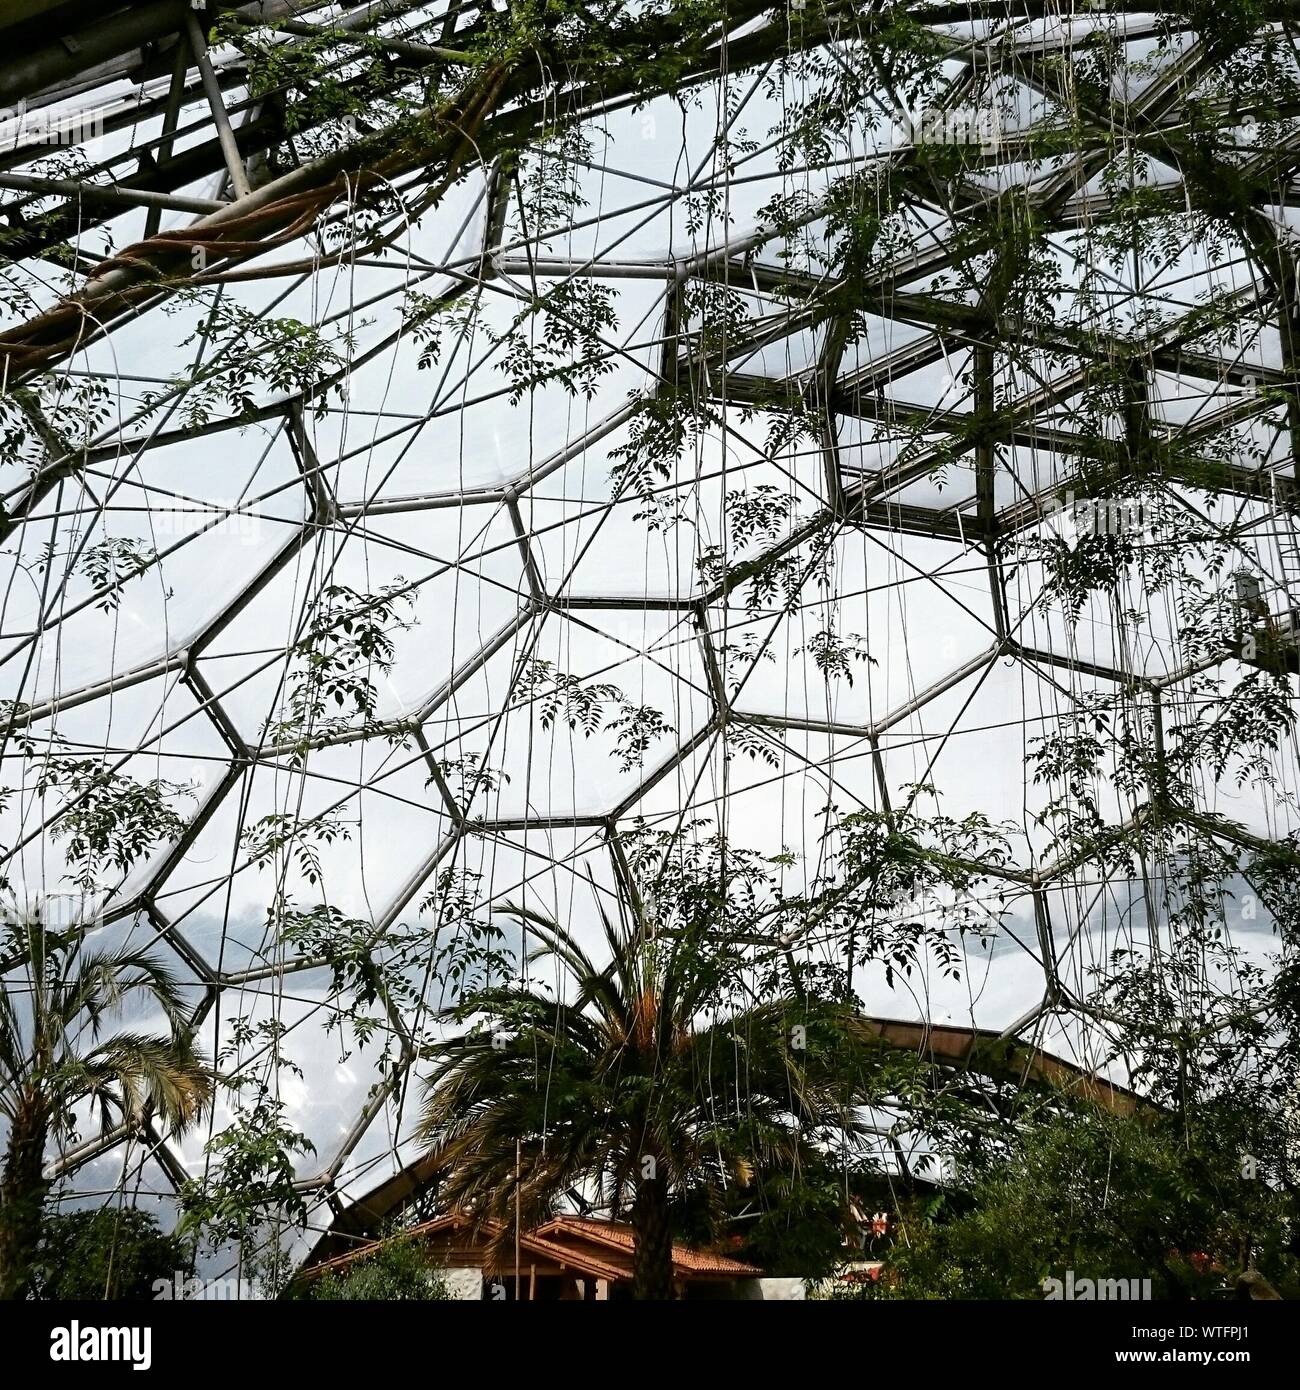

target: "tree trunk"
[630,1174,673,1300]
[0,1097,51,1301]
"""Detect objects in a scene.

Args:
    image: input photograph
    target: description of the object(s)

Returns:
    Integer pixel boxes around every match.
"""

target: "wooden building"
[302,1212,770,1300]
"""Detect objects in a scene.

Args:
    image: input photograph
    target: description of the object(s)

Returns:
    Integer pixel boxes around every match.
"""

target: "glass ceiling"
[2,1,1298,1255]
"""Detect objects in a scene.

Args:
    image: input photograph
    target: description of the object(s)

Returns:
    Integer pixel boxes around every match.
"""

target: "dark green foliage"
[299,1237,451,1301]
[416,828,906,1299]
[264,582,416,766]
[707,1154,860,1280]
[512,658,673,771]
[0,918,212,1301]
[178,1094,315,1258]
[32,1208,185,1302]
[78,538,158,612]
[609,389,720,529]
[33,760,192,891]
[855,1104,1300,1300]
[499,279,620,403]
[146,294,355,429]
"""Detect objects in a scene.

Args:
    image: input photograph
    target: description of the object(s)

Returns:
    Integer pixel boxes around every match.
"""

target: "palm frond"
[71,1032,212,1134]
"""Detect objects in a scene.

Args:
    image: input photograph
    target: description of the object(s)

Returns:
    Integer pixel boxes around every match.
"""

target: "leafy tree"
[685,1148,865,1280]
[31,1207,185,1301]
[178,1090,316,1297]
[856,1101,1299,1300]
[416,845,897,1300]
[0,917,212,1300]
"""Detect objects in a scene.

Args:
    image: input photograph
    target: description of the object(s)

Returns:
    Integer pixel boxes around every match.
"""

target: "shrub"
[33,1207,185,1301]
[302,1236,451,1301]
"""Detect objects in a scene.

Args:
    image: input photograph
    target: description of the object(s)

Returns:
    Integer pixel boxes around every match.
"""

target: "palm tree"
[0,916,213,1300]
[417,898,886,1299]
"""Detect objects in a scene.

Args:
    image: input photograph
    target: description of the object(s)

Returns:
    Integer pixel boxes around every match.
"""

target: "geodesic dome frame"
[3,1,1300,1246]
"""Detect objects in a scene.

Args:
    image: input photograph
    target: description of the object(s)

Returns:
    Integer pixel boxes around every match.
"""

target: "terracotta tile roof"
[514,1227,631,1282]
[538,1216,762,1277]
[302,1212,470,1281]
[316,1214,635,1283]
[303,1211,762,1283]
